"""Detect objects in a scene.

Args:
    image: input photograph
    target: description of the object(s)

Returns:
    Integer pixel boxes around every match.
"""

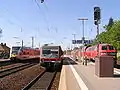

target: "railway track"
[0,60,14,67]
[0,63,36,78]
[22,70,57,90]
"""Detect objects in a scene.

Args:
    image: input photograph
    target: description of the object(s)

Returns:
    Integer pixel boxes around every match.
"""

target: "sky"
[0,0,120,50]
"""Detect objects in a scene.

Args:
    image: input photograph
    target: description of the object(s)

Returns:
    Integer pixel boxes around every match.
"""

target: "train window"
[109,46,114,50]
[102,46,107,50]
[12,47,21,51]
[42,50,51,54]
[12,51,18,54]
[51,51,58,54]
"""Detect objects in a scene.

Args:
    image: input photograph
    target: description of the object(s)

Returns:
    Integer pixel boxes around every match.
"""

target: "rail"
[22,71,57,90]
[0,63,36,78]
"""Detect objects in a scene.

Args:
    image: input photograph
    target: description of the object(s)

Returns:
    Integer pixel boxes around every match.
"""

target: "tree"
[92,18,120,50]
[108,17,114,28]
[104,17,114,31]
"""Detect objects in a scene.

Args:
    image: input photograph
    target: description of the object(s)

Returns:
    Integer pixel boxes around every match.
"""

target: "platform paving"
[59,57,120,90]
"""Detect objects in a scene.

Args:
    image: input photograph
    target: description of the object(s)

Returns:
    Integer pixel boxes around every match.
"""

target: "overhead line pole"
[72,34,76,49]
[78,18,88,65]
[31,36,34,48]
[21,28,24,48]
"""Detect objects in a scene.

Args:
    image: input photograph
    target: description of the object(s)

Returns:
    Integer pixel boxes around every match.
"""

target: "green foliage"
[92,18,120,50]
[117,56,120,61]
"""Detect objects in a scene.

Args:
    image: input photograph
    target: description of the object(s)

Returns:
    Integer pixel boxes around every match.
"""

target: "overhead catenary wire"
[43,2,49,12]
[34,0,50,32]
[1,8,22,28]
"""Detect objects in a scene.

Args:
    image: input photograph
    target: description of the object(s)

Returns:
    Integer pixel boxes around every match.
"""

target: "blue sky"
[0,0,119,49]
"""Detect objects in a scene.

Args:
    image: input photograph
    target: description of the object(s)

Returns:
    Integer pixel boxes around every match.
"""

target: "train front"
[10,46,21,61]
[40,46,62,67]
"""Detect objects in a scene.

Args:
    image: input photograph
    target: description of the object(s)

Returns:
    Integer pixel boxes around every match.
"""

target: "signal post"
[94,7,101,57]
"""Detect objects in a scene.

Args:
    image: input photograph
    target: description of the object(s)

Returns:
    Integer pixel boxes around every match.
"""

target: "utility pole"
[31,36,34,48]
[22,40,23,48]
[39,42,40,49]
[78,18,88,65]
[21,28,24,48]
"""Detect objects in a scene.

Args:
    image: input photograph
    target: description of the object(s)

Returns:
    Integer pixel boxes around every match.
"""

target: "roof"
[42,45,61,49]
[0,44,10,52]
[0,45,4,51]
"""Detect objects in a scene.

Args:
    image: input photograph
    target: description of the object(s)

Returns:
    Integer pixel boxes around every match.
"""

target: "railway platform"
[59,57,120,90]
[0,59,10,62]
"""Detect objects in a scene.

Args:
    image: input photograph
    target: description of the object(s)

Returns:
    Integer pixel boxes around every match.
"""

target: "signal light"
[94,7,101,20]
[41,0,44,3]
[94,20,97,25]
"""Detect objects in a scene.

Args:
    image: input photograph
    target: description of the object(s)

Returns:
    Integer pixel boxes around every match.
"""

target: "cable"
[34,0,50,31]
[43,2,49,12]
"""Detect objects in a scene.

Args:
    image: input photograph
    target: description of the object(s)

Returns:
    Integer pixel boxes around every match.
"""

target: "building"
[0,43,10,59]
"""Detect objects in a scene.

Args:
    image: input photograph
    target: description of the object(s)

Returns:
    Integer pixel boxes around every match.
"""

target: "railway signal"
[94,7,101,20]
[94,7,101,25]
[94,6,101,57]
[41,0,44,3]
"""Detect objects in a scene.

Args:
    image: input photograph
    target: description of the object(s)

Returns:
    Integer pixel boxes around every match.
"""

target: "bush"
[117,56,120,61]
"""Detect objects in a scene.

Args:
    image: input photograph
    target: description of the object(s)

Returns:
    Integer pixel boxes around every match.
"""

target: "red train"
[71,44,117,64]
[10,46,40,61]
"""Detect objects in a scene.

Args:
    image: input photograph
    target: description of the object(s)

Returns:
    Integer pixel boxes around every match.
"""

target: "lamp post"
[78,18,88,65]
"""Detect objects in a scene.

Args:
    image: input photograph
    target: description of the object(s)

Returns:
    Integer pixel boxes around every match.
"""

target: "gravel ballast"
[0,64,45,90]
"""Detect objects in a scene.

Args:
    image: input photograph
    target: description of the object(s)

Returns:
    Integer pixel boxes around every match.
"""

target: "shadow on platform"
[114,74,120,78]
[62,57,78,65]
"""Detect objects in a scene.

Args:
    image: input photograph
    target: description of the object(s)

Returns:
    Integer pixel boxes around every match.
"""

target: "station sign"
[72,40,93,44]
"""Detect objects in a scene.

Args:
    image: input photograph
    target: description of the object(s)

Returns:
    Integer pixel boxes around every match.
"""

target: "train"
[10,46,40,61]
[71,43,117,64]
[40,45,63,68]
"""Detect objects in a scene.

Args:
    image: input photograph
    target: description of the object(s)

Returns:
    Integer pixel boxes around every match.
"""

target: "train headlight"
[11,54,17,57]
[101,52,107,56]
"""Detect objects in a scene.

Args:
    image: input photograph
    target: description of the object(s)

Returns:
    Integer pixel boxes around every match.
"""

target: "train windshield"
[11,46,21,54]
[12,47,21,51]
[109,46,115,50]
[102,45,115,50]
[42,49,58,58]
[51,51,58,54]
[102,46,107,50]
[42,49,51,54]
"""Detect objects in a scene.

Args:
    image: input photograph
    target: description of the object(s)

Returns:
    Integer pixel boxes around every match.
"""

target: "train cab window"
[109,46,114,50]
[102,46,107,50]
